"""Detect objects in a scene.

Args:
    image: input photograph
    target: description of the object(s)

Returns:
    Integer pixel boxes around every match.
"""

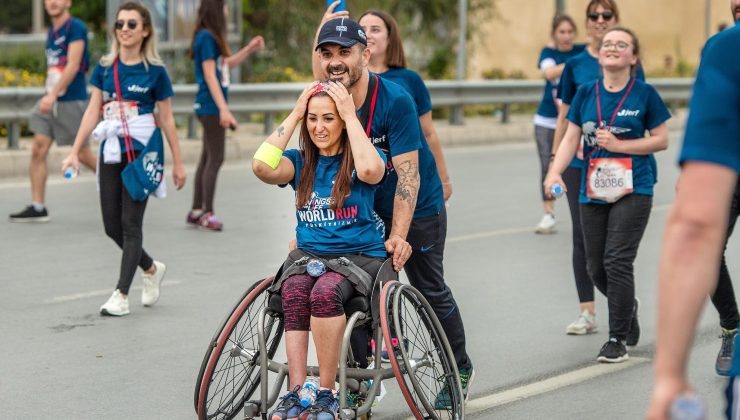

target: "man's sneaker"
[186,210,202,226]
[141,261,166,307]
[434,365,475,409]
[626,297,641,347]
[304,389,339,420]
[198,212,223,231]
[9,205,50,223]
[566,310,598,335]
[100,290,130,316]
[269,386,304,420]
[716,327,737,376]
[535,213,556,234]
[596,337,629,363]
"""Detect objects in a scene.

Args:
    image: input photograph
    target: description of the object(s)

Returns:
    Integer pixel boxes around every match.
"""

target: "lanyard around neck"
[114,58,135,163]
[364,74,380,137]
[595,78,636,130]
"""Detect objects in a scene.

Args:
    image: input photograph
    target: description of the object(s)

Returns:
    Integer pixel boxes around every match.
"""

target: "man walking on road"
[647,1,740,418]
[9,0,96,223]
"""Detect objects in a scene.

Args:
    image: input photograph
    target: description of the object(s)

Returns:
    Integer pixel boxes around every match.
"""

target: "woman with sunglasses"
[253,81,387,420]
[186,0,264,231]
[533,14,585,234]
[545,27,670,363]
[551,0,646,339]
[61,1,186,316]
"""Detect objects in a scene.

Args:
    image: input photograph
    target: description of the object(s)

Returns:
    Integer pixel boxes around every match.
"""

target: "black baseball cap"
[315,18,367,50]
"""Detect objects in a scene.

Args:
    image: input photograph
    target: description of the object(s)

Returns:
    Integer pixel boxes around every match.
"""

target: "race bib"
[102,101,140,121]
[586,157,633,203]
[45,66,66,96]
[219,57,230,88]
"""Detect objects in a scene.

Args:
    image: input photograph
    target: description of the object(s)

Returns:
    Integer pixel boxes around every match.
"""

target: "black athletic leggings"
[712,181,740,330]
[99,154,154,295]
[563,166,594,303]
[192,115,225,213]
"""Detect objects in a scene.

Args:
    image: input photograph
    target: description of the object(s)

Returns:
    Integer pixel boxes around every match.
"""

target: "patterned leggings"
[281,272,354,331]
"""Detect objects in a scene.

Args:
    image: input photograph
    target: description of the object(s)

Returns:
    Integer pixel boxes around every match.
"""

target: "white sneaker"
[566,310,598,335]
[142,261,166,307]
[535,213,557,234]
[100,290,130,316]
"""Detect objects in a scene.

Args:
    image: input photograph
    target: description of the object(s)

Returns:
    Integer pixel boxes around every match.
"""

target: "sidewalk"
[0,111,687,179]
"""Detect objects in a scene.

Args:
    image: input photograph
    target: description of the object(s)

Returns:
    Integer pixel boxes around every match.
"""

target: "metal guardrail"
[1,78,693,149]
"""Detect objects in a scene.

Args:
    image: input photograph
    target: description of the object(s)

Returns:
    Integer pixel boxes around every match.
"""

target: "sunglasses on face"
[588,11,615,21]
[114,19,138,30]
[601,41,630,51]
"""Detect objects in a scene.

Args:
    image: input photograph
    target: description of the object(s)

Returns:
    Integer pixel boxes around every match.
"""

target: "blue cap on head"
[315,17,367,50]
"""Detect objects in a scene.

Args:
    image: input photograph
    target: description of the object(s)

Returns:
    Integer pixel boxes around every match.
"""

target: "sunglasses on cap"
[114,19,139,30]
[587,11,615,21]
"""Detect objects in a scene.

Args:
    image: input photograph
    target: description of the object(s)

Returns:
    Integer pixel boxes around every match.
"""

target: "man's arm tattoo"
[395,160,419,204]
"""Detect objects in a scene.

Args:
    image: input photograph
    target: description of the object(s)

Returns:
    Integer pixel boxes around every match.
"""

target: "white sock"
[32,202,45,212]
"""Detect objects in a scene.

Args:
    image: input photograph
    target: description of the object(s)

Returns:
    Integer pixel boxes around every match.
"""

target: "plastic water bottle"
[64,166,78,179]
[670,394,706,420]
[550,183,564,198]
[299,376,320,408]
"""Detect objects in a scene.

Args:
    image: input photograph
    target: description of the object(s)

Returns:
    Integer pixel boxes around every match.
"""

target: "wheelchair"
[194,259,464,420]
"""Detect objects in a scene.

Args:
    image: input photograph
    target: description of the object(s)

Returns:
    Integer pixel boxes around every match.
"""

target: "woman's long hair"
[295,92,354,210]
[358,9,406,69]
[100,2,163,67]
[189,0,232,59]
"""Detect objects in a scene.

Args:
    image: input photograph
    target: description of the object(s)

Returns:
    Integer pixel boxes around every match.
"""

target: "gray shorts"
[28,99,87,146]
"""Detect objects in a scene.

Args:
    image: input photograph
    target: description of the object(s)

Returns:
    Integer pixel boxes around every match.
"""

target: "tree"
[242,0,492,81]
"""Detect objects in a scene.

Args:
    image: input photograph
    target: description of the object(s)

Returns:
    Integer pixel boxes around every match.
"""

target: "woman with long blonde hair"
[62,1,186,317]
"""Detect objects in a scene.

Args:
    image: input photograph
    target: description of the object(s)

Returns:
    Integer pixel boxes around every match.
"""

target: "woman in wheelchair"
[252,80,389,420]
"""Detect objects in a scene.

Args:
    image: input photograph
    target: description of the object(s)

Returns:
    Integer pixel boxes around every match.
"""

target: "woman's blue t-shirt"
[567,78,671,203]
[90,60,173,149]
[536,44,586,119]
[378,68,432,117]
[558,50,646,169]
[284,148,388,257]
[193,30,228,116]
[45,17,90,101]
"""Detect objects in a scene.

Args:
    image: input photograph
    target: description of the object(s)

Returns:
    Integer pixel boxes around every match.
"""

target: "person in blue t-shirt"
[61,2,186,317]
[533,14,585,234]
[551,0,641,339]
[647,4,740,419]
[546,27,670,364]
[355,8,474,402]
[10,0,96,223]
[252,81,387,420]
[186,0,265,231]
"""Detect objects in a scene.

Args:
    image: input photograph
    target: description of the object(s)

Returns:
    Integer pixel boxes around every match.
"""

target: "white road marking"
[43,280,182,304]
[404,357,650,419]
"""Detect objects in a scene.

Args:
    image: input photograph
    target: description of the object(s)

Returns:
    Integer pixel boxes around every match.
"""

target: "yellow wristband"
[254,142,283,170]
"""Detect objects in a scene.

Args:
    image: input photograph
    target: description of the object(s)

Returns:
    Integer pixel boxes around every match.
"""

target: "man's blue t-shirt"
[284,149,388,257]
[90,60,174,149]
[361,75,443,219]
[558,50,646,168]
[535,44,586,119]
[567,78,671,203]
[378,68,432,117]
[680,25,740,172]
[193,30,228,116]
[45,17,90,101]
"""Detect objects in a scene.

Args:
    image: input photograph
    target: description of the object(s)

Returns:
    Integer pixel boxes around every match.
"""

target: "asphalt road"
[1,135,735,419]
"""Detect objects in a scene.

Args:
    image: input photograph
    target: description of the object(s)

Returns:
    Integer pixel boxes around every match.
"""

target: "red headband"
[311,82,329,97]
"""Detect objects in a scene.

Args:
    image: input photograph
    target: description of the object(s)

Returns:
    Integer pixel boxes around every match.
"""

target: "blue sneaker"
[304,389,339,420]
[269,386,304,420]
[434,365,475,409]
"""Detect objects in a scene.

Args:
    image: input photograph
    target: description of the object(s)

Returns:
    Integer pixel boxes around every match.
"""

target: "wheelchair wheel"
[195,277,284,420]
[380,281,464,420]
